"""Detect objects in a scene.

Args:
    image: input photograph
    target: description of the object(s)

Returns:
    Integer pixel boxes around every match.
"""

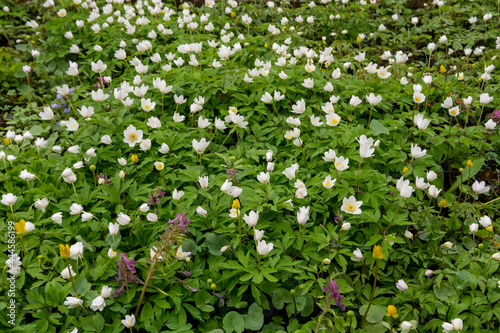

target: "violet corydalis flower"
[226,168,238,181]
[322,277,346,311]
[167,213,191,233]
[114,253,139,297]
[97,172,110,184]
[489,110,500,123]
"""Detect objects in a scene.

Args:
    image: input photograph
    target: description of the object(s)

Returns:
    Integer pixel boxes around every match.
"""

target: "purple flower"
[489,110,500,123]
[114,253,138,297]
[64,108,70,114]
[226,168,239,181]
[178,270,192,276]
[52,103,60,109]
[215,293,225,307]
[97,172,110,184]
[148,190,153,205]
[157,187,166,198]
[56,94,63,100]
[322,278,346,311]
[167,213,191,233]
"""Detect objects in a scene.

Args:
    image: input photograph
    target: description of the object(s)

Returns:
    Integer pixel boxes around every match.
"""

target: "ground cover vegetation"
[0,0,499,332]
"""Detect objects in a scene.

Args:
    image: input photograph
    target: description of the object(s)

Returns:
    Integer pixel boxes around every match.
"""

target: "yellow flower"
[264,43,268,48]
[466,160,473,167]
[357,36,362,43]
[486,226,493,232]
[373,245,385,260]
[131,155,139,163]
[231,12,236,18]
[438,199,447,208]
[386,305,398,318]
[231,199,240,209]
[3,138,10,145]
[403,167,409,174]
[59,244,70,258]
[440,65,446,73]
[15,219,26,234]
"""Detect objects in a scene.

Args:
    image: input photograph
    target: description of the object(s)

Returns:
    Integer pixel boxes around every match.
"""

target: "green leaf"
[206,233,230,257]
[359,304,386,324]
[93,313,105,332]
[223,311,245,333]
[272,288,292,310]
[370,119,389,135]
[245,303,264,330]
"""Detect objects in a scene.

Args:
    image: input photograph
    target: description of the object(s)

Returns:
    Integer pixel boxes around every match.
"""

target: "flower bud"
[89,165,96,171]
[466,160,473,167]
[210,283,216,289]
[131,155,139,163]
[119,170,125,178]
[425,269,434,276]
[322,258,331,265]
[290,289,296,296]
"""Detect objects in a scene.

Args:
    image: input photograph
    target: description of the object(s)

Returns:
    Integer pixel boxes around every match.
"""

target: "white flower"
[51,212,63,224]
[176,246,191,260]
[39,107,54,120]
[146,213,158,222]
[108,248,117,258]
[116,212,131,226]
[81,212,94,222]
[122,315,136,328]
[257,172,270,184]
[479,93,494,105]
[323,149,336,162]
[192,138,210,154]
[341,222,351,231]
[472,180,490,194]
[101,286,112,298]
[469,223,479,234]
[108,222,119,236]
[414,113,430,130]
[415,177,429,190]
[261,92,273,103]
[479,215,492,228]
[395,279,408,291]
[257,240,274,256]
[349,95,362,107]
[34,198,49,212]
[351,248,363,261]
[244,211,259,227]
[90,296,106,311]
[69,242,84,260]
[341,196,362,215]
[427,171,438,182]
[366,93,382,106]
[123,125,143,147]
[297,206,310,225]
[485,119,497,130]
[410,144,427,159]
[196,206,208,216]
[64,297,83,309]
[61,265,76,279]
[323,175,336,189]
[172,188,184,200]
[69,203,83,215]
[428,185,442,198]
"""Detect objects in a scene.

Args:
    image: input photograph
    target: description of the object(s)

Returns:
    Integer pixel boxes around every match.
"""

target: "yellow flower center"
[345,204,356,213]
[129,133,137,141]
[325,182,331,186]
[331,119,338,125]
[415,97,421,102]
[145,105,150,110]
[157,164,164,170]
[451,110,456,115]
[380,72,385,77]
